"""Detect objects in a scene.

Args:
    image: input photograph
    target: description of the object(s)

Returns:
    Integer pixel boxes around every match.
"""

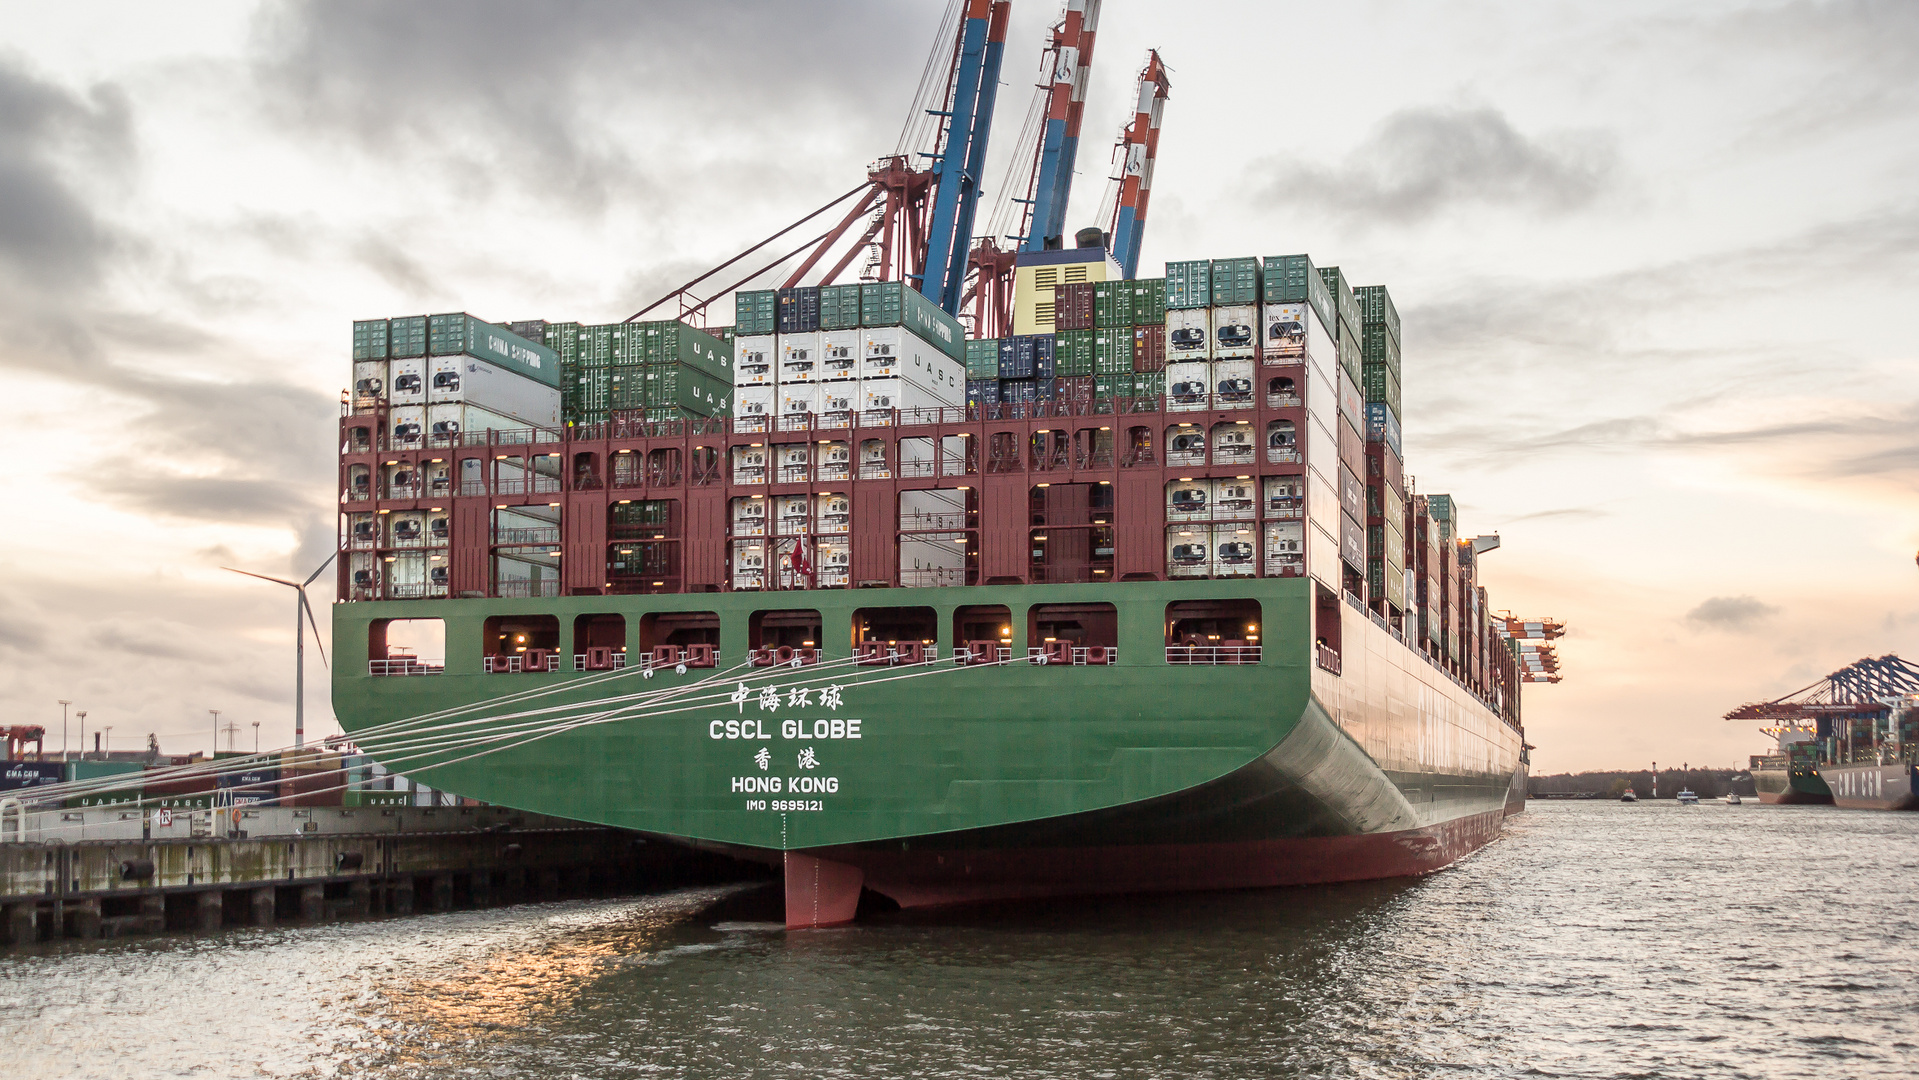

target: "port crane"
[1493,612,1565,684]
[1724,654,1919,722]
[627,0,1166,337]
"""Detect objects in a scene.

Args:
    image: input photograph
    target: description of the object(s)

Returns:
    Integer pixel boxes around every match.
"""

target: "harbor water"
[2,802,1915,1078]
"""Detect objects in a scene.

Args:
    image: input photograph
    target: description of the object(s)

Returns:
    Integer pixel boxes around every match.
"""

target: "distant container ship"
[331,246,1540,927]
[1728,655,1919,810]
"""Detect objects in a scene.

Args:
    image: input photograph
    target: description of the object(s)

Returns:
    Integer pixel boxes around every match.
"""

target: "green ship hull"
[333,577,1525,925]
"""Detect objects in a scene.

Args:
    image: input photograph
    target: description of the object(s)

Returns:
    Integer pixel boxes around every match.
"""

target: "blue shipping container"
[998,338,1033,380]
[1365,402,1404,459]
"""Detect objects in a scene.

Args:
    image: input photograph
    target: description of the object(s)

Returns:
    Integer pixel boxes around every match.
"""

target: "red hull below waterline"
[797,806,1513,916]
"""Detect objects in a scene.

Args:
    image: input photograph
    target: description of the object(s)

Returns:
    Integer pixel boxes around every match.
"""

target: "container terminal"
[1726,654,1919,809]
[2,0,1567,936]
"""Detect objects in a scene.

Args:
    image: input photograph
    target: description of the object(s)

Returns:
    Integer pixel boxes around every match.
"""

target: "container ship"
[325,4,1544,926]
[1728,655,1919,809]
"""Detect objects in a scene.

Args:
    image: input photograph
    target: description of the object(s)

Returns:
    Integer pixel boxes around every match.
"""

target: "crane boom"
[1020,0,1101,252]
[1106,50,1170,279]
[921,0,1012,315]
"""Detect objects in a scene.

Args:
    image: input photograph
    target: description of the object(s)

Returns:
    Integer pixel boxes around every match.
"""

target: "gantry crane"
[1105,49,1171,281]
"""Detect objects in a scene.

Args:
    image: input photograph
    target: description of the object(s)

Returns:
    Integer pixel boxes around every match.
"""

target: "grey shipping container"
[1164,260,1211,309]
[352,319,389,361]
[506,319,548,344]
[856,281,966,362]
[1262,256,1337,342]
[1354,284,1400,344]
[735,290,778,336]
[426,313,561,387]
[1210,257,1261,306]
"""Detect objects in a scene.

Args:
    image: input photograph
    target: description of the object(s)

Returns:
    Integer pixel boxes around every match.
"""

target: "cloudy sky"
[1,0,1914,771]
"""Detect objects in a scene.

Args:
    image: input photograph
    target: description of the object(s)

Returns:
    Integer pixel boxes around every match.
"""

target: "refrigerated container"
[1165,361,1210,411]
[1212,304,1256,359]
[1263,476,1304,519]
[733,385,776,425]
[857,281,966,362]
[731,496,768,537]
[1213,522,1257,578]
[426,313,561,387]
[390,405,426,446]
[774,494,811,535]
[1212,359,1254,409]
[815,492,850,533]
[1262,255,1336,343]
[426,355,562,427]
[820,329,861,381]
[1211,421,1256,467]
[352,360,386,407]
[780,331,821,383]
[731,539,766,590]
[1166,307,1211,361]
[778,384,820,427]
[816,383,858,420]
[389,357,427,405]
[1260,301,1308,363]
[1166,481,1210,521]
[1213,478,1257,520]
[1264,520,1305,576]
[734,335,775,385]
[860,378,953,416]
[1338,364,1366,434]
[1166,526,1211,579]
[863,325,950,381]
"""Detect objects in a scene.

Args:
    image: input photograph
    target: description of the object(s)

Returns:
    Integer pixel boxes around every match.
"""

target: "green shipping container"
[1362,360,1402,419]
[1363,324,1401,379]
[1093,373,1120,399]
[818,284,864,331]
[389,315,428,359]
[1210,257,1261,306]
[1339,329,1362,384]
[735,290,778,336]
[610,370,647,410]
[426,313,561,387]
[1316,267,1362,341]
[1055,328,1095,376]
[352,319,389,360]
[1131,278,1166,324]
[64,760,145,808]
[1354,284,1400,344]
[858,282,966,362]
[966,338,1001,379]
[1093,280,1134,327]
[624,321,732,382]
[647,362,734,418]
[1092,327,1130,374]
[1262,256,1337,341]
[1132,370,1163,399]
[1164,260,1211,309]
[577,324,615,365]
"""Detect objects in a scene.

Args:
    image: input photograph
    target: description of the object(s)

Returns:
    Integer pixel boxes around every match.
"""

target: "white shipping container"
[730,444,767,485]
[1167,425,1207,466]
[1212,420,1256,466]
[426,508,450,545]
[859,378,951,415]
[346,511,376,548]
[735,335,776,386]
[1340,467,1366,523]
[389,358,427,405]
[815,536,851,586]
[780,331,822,383]
[779,384,820,426]
[1305,360,1337,436]
[426,357,561,427]
[733,385,776,423]
[1307,464,1340,550]
[900,346,966,402]
[427,402,529,441]
[1165,361,1209,411]
[1212,359,1255,409]
[1308,519,1341,590]
[1305,414,1337,474]
[1260,301,1308,364]
[732,539,766,590]
[815,441,850,481]
[1264,521,1305,576]
[1166,307,1211,361]
[1265,418,1299,464]
[1214,522,1257,577]
[775,443,810,482]
[352,360,387,402]
[1167,525,1210,579]
[820,330,861,381]
[1264,476,1304,519]
[387,509,424,545]
[1212,304,1256,359]
[1166,481,1208,521]
[816,384,858,417]
[390,405,426,446]
[1212,478,1257,521]
[775,494,811,536]
[861,326,951,382]
[815,492,850,534]
[731,496,767,537]
[348,551,379,594]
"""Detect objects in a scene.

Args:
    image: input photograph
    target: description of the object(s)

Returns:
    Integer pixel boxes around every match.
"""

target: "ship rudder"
[784,852,863,929]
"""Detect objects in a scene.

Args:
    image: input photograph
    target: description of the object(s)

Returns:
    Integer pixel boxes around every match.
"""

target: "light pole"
[104,726,112,756]
[209,709,221,759]
[252,721,260,753]
[77,712,87,761]
[58,700,70,761]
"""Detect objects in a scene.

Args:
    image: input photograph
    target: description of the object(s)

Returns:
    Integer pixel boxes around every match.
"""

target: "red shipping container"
[1131,325,1166,371]
[1365,441,1404,496]
[1054,283,1096,331]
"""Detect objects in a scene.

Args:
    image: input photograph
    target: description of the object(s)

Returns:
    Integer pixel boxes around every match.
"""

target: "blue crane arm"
[920,0,1009,315]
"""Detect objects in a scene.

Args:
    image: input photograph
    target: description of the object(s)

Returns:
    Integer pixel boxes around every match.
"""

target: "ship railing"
[1266,394,1302,408]
[1266,449,1302,465]
[855,642,939,666]
[1369,609,1393,635]
[369,657,443,677]
[748,646,822,667]
[1166,644,1262,666]
[1025,645,1119,666]
[386,583,449,600]
[638,644,719,670]
[494,580,560,599]
[573,650,629,672]
[1315,645,1342,675]
[483,653,566,674]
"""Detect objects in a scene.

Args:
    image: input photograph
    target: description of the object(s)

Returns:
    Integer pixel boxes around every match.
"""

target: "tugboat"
[1619,788,1638,803]
[1723,790,1742,805]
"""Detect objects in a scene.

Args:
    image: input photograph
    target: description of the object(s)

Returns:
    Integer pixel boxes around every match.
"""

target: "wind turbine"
[224,552,336,749]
